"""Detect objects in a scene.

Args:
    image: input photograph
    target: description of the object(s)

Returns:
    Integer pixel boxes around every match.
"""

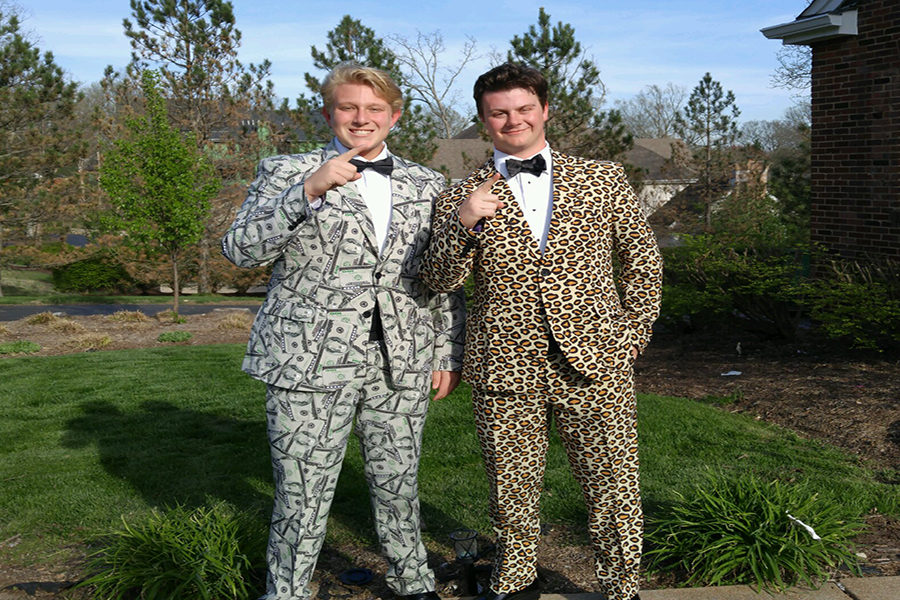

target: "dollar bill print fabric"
[222,142,466,392]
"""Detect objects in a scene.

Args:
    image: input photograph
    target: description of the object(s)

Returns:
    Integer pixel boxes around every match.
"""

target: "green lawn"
[1,344,896,565]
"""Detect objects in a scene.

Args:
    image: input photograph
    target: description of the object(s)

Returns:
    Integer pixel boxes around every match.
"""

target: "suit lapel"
[476,159,543,260]
[321,143,381,253]
[544,149,576,256]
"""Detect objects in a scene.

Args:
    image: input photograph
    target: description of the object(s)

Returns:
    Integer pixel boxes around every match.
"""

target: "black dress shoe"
[398,592,441,600]
[475,579,540,600]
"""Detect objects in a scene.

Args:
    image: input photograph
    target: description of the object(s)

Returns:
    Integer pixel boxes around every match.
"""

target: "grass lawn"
[1,344,896,567]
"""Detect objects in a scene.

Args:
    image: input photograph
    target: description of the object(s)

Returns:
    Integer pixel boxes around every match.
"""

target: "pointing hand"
[304,145,364,200]
[458,172,504,230]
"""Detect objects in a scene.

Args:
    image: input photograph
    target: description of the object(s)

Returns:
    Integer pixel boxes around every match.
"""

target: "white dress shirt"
[494,144,553,253]
[335,139,393,255]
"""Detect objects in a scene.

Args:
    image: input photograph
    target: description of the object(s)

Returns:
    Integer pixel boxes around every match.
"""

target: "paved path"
[487,577,899,600]
[0,303,260,322]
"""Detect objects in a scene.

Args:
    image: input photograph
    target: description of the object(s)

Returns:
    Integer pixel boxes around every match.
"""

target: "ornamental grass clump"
[80,502,266,600]
[157,331,192,343]
[645,472,863,591]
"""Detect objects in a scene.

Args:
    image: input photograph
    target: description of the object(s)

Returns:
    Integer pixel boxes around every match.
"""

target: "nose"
[351,109,367,124]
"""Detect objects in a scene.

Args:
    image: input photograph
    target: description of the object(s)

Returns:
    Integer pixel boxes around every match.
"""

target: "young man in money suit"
[223,62,465,600]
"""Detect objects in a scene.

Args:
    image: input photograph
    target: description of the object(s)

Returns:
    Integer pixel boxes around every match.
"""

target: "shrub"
[799,258,900,352]
[157,331,192,343]
[50,318,85,333]
[0,340,41,355]
[216,311,253,331]
[52,253,135,293]
[26,311,58,325]
[660,235,805,338]
[66,334,112,352]
[156,310,187,324]
[79,502,266,600]
[645,472,862,591]
[107,310,149,324]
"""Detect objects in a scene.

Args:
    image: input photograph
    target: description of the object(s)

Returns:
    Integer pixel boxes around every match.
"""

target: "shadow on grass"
[62,399,272,514]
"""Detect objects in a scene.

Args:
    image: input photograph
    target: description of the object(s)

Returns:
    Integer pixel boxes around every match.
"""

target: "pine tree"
[0,5,80,296]
[295,15,439,165]
[508,7,631,161]
[675,72,741,227]
[100,70,219,315]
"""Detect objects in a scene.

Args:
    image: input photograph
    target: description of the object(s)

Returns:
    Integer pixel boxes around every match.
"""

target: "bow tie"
[350,157,393,176]
[506,154,546,177]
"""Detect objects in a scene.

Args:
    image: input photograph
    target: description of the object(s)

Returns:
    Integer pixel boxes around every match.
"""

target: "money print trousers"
[261,341,435,600]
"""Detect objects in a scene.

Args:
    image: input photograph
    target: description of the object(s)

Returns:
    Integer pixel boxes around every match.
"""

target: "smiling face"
[323,83,402,160]
[479,87,549,158]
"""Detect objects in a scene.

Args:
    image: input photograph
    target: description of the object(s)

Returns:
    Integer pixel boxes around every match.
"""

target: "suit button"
[541,268,551,276]
[362,310,373,318]
[374,272,382,280]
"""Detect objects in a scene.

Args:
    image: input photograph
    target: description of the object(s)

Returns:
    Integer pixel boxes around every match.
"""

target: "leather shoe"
[398,592,441,600]
[476,579,540,600]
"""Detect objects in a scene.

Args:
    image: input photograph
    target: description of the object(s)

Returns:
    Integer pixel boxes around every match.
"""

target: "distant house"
[763,0,899,259]
[622,138,695,217]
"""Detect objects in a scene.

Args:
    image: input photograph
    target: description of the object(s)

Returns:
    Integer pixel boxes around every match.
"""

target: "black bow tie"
[506,154,546,177]
[350,157,393,176]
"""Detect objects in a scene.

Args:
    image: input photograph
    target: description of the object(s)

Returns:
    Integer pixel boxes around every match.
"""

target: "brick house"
[762,0,899,260]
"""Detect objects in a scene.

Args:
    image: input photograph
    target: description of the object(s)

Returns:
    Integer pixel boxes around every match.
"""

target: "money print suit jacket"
[222,141,466,392]
[421,151,662,393]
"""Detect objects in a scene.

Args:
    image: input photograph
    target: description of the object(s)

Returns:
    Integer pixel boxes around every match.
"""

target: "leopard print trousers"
[473,349,642,600]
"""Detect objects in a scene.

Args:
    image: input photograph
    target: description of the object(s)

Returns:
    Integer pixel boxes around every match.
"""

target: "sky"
[21,0,811,126]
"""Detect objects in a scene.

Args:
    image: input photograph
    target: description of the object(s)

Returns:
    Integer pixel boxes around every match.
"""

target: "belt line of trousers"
[262,341,435,600]
[472,348,642,600]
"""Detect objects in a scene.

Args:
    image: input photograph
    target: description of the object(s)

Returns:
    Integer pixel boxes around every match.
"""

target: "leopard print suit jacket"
[421,150,662,393]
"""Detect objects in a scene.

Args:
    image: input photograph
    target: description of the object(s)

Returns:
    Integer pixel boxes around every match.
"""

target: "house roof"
[428,138,492,180]
[623,137,693,182]
[761,0,858,45]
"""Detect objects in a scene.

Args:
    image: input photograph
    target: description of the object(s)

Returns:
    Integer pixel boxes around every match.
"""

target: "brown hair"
[321,62,403,112]
[473,62,549,117]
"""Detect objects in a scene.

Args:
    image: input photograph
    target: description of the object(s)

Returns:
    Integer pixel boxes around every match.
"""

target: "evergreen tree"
[675,72,741,227]
[121,0,278,292]
[100,70,219,314]
[0,4,80,296]
[295,15,439,165]
[507,7,631,161]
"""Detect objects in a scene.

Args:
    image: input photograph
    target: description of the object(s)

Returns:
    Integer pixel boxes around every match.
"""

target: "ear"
[389,108,402,129]
[322,106,332,127]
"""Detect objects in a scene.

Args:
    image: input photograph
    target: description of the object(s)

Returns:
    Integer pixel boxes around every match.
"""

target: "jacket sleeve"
[221,155,315,268]
[610,164,663,353]
[421,183,481,294]
[414,171,467,372]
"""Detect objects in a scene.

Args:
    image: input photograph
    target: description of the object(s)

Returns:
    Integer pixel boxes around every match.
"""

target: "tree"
[295,15,440,165]
[0,2,80,296]
[616,83,686,139]
[121,0,277,293]
[771,44,811,91]
[507,7,631,161]
[388,31,480,138]
[100,70,219,314]
[675,72,741,227]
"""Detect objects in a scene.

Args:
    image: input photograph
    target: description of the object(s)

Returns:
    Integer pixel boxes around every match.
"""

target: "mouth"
[349,128,375,137]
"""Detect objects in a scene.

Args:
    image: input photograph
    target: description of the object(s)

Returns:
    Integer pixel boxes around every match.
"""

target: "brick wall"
[809,0,899,259]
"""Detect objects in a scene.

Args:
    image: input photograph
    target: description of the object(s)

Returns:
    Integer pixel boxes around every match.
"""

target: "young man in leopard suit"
[421,62,662,600]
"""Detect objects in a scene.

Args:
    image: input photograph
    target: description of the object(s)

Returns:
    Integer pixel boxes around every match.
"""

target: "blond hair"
[321,62,403,112]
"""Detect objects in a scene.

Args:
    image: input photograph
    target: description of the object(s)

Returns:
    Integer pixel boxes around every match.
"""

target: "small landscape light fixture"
[449,529,479,595]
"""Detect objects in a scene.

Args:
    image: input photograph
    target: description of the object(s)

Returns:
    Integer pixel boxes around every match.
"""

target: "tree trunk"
[198,234,211,294]
[171,251,180,315]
